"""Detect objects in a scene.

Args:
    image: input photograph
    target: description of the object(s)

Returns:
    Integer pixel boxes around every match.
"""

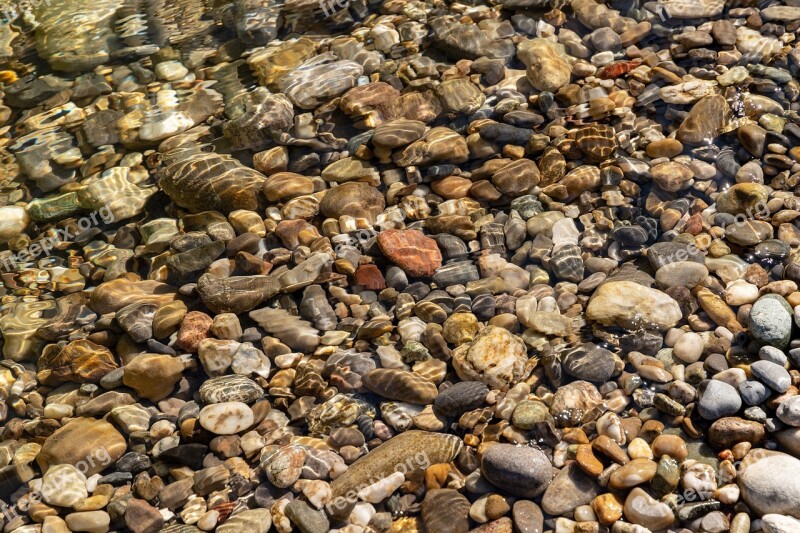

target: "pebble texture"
[2,0,800,532]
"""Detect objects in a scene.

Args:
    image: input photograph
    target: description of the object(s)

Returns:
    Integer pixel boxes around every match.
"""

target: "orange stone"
[377,229,442,278]
[576,444,604,477]
[355,264,386,290]
[177,311,214,352]
[592,493,624,525]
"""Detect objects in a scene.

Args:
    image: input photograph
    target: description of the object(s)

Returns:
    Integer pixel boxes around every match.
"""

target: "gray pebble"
[750,360,792,393]
[749,295,793,348]
[738,380,771,406]
[759,346,788,366]
[480,443,554,498]
[698,380,741,420]
[777,396,800,427]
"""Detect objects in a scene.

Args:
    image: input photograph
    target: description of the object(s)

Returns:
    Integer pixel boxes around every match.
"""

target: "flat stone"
[329,431,462,510]
[586,281,682,331]
[377,229,442,278]
[198,402,254,435]
[37,418,126,476]
[482,443,554,498]
[122,353,184,402]
[751,360,792,393]
[541,462,601,516]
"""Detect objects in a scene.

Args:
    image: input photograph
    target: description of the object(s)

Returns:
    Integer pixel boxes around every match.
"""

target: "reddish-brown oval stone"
[377,229,443,278]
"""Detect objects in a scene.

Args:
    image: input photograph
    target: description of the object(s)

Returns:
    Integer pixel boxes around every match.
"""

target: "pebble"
[739,380,771,406]
[362,368,438,405]
[122,353,184,402]
[750,360,792,393]
[481,444,554,498]
[561,343,617,383]
[330,431,461,506]
[377,229,443,278]
[761,514,800,533]
[285,500,330,533]
[698,380,742,420]
[217,509,271,533]
[750,295,793,348]
[776,396,800,427]
[708,417,765,449]
[738,450,800,518]
[609,459,658,490]
[433,381,490,417]
[541,461,601,516]
[452,326,529,390]
[623,487,675,531]
[64,511,111,533]
[586,281,682,331]
[198,402,254,435]
[422,489,471,533]
[3,1,800,531]
[41,465,88,507]
[673,332,704,363]
[124,499,163,533]
[512,500,543,533]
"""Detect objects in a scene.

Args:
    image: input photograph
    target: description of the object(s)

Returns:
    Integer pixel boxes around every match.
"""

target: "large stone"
[123,353,184,402]
[452,326,530,390]
[738,449,800,518]
[37,418,126,476]
[586,281,682,331]
[329,431,462,510]
[541,461,601,516]
[377,229,442,278]
[518,38,572,92]
[481,443,554,498]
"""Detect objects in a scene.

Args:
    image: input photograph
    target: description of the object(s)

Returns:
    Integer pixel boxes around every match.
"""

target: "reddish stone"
[176,311,214,352]
[355,264,386,290]
[684,213,703,235]
[124,498,163,533]
[377,229,443,278]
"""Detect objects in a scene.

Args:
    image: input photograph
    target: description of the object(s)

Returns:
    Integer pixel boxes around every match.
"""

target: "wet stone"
[481,444,554,498]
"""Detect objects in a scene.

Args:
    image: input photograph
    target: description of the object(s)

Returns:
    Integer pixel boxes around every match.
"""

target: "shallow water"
[2,0,800,531]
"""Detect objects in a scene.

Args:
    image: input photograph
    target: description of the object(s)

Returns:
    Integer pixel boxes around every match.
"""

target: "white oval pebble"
[199,401,254,435]
[673,332,704,363]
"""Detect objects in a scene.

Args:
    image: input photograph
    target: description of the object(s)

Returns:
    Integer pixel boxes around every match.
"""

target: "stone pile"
[0,0,799,532]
